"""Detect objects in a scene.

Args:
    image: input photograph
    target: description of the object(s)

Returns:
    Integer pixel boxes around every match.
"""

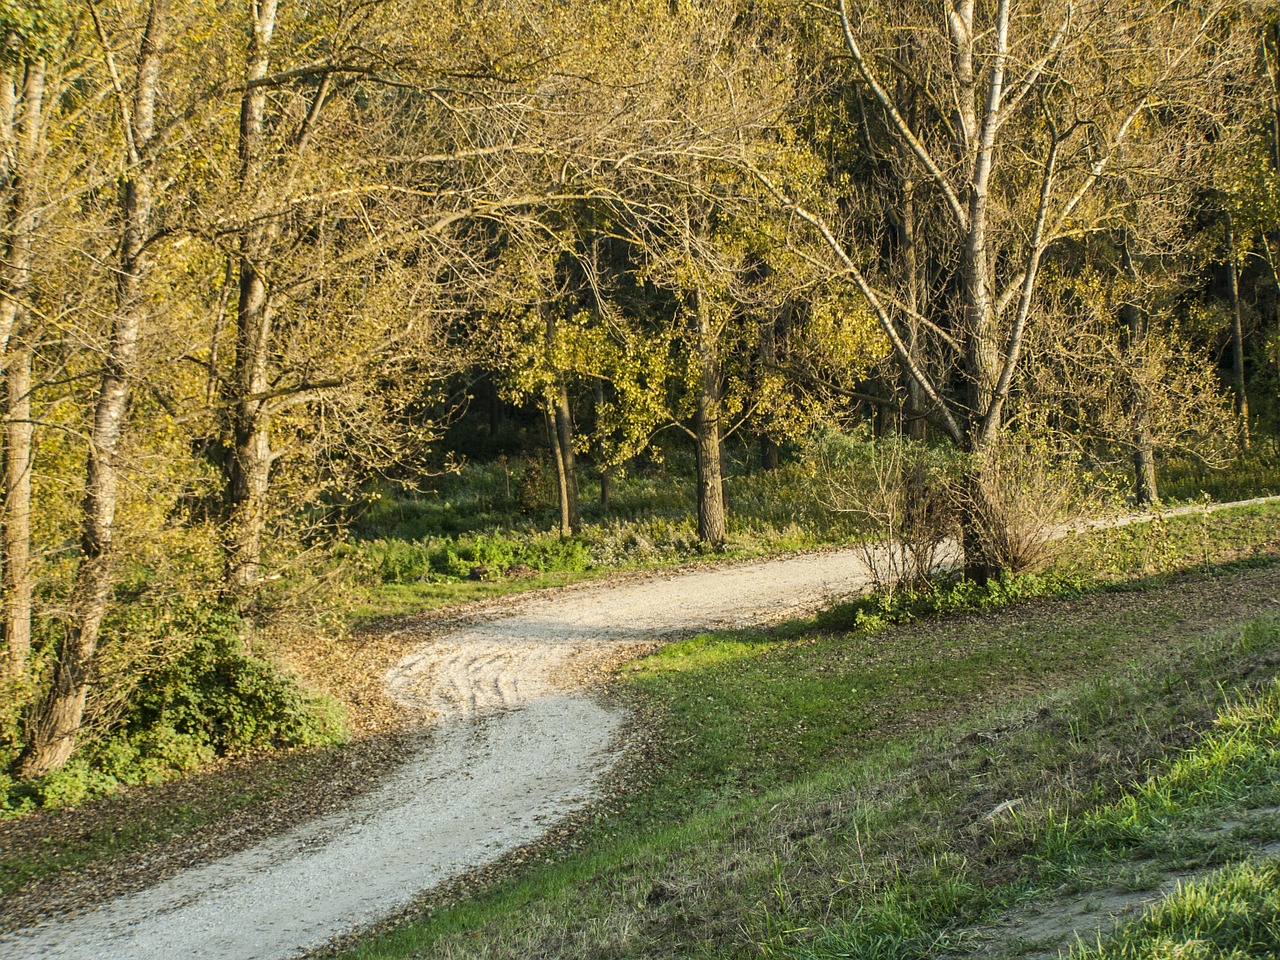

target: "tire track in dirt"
[0,549,884,960]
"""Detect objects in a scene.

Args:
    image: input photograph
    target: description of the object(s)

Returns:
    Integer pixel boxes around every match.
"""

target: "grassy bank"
[3,500,1278,948]
[332,508,1280,960]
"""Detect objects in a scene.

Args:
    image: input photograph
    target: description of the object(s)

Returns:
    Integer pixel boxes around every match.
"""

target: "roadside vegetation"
[5,496,1277,955]
[328,506,1280,960]
[4,0,1280,953]
[6,0,1278,799]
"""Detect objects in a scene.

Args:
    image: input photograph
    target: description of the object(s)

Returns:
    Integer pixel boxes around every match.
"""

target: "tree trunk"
[1121,240,1158,505]
[593,379,612,509]
[3,333,33,685]
[1225,216,1250,448]
[756,306,779,470]
[693,289,726,548]
[546,386,580,537]
[488,374,503,436]
[1,60,44,686]
[543,309,579,537]
[224,0,280,594]
[959,468,1001,584]
[20,1,166,776]
[759,435,779,471]
[899,175,928,442]
[599,464,612,511]
[1131,426,1158,506]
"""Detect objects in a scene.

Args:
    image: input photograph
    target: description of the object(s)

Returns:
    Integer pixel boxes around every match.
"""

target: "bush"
[127,605,346,755]
[2,601,345,817]
[958,431,1097,576]
[817,430,961,593]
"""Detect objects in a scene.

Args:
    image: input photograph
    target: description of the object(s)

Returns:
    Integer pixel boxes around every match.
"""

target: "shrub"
[957,431,1098,576]
[817,430,961,593]
[2,600,345,817]
[127,607,346,755]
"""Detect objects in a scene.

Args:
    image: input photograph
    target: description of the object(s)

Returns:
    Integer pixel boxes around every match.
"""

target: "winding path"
[0,549,886,959]
[2,495,1274,959]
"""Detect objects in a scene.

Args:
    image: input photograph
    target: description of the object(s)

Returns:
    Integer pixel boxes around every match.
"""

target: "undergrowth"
[1,600,344,818]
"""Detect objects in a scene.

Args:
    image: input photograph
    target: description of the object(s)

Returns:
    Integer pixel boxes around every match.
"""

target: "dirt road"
[3,495,1274,959]
[0,549,885,959]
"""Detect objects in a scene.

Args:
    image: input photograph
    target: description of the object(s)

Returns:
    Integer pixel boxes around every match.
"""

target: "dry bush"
[818,432,960,594]
[956,433,1093,576]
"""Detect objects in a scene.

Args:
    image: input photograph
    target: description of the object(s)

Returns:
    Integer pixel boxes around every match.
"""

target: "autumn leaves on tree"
[1,0,1271,774]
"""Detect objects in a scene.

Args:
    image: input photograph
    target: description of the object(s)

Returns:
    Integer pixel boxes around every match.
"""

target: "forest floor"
[1,497,1278,960]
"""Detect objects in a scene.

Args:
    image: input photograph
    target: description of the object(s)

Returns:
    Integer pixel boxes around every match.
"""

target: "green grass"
[7,489,1280,947]
[1067,857,1280,959]
[336,457,1280,624]
[1046,672,1280,873]
[332,526,1280,960]
[1158,447,1280,504]
[331,455,868,620]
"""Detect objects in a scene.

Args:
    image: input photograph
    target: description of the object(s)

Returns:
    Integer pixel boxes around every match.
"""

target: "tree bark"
[899,175,928,442]
[592,379,612,508]
[960,0,1010,427]
[20,0,166,776]
[224,0,280,593]
[757,305,780,469]
[1,60,44,686]
[1120,240,1158,505]
[959,468,1001,584]
[543,309,579,537]
[3,331,33,685]
[1225,216,1250,448]
[546,386,580,537]
[692,288,726,548]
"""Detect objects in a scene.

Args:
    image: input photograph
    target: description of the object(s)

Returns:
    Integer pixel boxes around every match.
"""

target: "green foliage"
[0,0,75,61]
[2,601,345,818]
[346,530,594,585]
[812,569,1088,634]
[340,453,867,608]
[127,604,346,755]
[1159,448,1280,504]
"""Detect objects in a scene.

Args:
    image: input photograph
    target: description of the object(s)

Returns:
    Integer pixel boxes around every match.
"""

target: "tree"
[20,0,169,776]
[752,0,1256,577]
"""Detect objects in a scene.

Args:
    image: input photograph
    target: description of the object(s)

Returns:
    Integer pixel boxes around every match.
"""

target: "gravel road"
[3,495,1273,959]
[0,547,886,960]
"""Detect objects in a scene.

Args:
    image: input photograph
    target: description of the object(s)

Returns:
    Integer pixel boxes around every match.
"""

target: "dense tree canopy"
[1,0,1272,775]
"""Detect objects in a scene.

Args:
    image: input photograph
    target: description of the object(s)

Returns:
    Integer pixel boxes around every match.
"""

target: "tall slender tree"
[20,0,169,775]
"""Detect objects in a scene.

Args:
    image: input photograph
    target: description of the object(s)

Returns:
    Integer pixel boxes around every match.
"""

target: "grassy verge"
[4,501,1279,946]
[1067,857,1280,959]
[332,544,1280,959]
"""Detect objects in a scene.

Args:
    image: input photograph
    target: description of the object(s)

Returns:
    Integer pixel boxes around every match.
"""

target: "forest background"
[2,0,1278,806]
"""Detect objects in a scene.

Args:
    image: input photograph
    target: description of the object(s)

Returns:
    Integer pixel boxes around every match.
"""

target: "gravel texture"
[0,547,888,959]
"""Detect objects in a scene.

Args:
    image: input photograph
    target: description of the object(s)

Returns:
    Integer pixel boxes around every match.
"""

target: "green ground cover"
[337,456,859,621]
[332,505,1280,960]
